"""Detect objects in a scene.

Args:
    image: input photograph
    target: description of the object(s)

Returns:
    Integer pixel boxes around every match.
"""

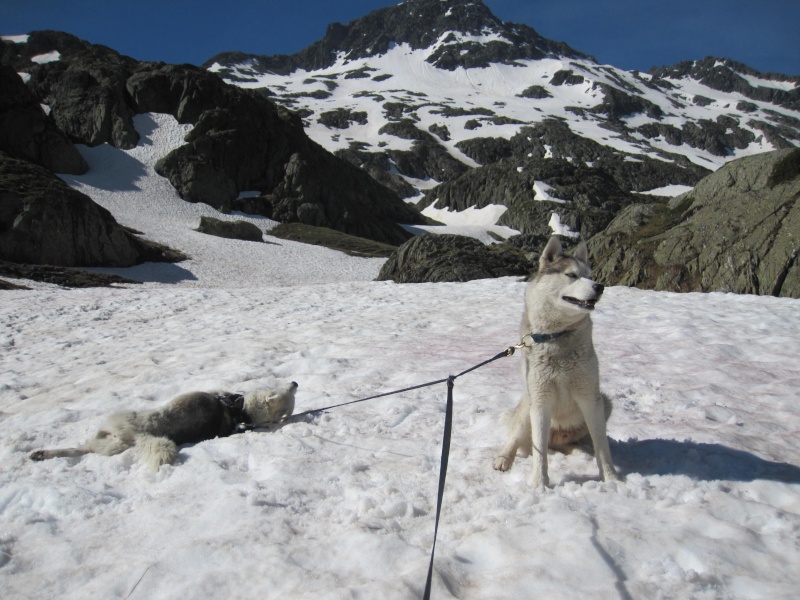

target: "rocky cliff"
[590,148,800,297]
[1,31,427,246]
[0,151,179,267]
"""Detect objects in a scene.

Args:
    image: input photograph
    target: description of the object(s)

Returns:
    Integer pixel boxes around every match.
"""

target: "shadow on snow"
[611,438,800,484]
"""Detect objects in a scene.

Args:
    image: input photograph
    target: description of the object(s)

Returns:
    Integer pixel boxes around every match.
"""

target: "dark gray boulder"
[376,233,531,283]
[0,65,88,174]
[11,31,140,149]
[195,217,263,242]
[589,148,800,297]
[0,152,181,267]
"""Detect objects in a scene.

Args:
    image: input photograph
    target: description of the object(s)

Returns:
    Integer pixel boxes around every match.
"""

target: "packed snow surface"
[2,113,800,600]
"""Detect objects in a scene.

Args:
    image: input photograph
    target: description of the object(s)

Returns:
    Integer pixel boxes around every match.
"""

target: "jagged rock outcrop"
[418,120,709,240]
[1,31,428,246]
[0,65,87,173]
[376,233,531,283]
[649,57,800,111]
[195,216,263,242]
[0,152,181,267]
[204,0,588,74]
[453,119,710,191]
[589,148,800,297]
[3,31,141,149]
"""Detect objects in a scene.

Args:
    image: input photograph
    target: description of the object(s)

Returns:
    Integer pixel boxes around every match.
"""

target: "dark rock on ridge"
[4,31,140,149]
[0,65,88,174]
[649,57,800,111]
[589,148,800,297]
[205,0,588,74]
[334,145,417,198]
[590,83,663,120]
[318,108,368,129]
[376,233,531,283]
[0,152,181,267]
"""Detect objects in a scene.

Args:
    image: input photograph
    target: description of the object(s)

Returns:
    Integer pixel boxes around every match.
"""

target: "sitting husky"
[30,381,298,471]
[493,237,618,488]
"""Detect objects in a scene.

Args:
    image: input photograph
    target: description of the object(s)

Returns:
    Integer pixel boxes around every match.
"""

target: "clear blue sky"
[1,0,798,75]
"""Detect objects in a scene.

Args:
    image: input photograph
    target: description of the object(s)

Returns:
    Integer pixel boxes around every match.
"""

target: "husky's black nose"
[593,283,604,295]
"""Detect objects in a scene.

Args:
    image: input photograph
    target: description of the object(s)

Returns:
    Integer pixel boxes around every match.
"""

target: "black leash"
[289,378,450,422]
[422,347,515,600]
[287,345,518,599]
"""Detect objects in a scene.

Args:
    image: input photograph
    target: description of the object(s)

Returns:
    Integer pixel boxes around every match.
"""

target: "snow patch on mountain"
[210,38,799,197]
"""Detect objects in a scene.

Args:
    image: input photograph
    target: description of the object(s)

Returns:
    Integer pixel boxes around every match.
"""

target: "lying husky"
[30,381,298,471]
[493,237,618,488]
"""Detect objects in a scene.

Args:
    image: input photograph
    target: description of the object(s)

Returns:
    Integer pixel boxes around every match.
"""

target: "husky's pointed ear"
[539,236,563,270]
[573,241,589,264]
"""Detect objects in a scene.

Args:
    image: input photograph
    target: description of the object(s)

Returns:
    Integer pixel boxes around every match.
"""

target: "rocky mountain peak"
[649,56,800,111]
[204,0,587,74]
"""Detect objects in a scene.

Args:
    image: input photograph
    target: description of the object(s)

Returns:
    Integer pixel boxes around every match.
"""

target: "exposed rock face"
[0,152,179,267]
[649,57,800,111]
[205,0,587,74]
[454,119,710,190]
[589,149,800,297]
[4,31,141,149]
[376,233,531,283]
[1,32,427,246]
[195,217,264,242]
[419,119,709,240]
[0,65,88,173]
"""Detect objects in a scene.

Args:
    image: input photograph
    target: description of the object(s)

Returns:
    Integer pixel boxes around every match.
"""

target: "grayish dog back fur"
[30,383,298,472]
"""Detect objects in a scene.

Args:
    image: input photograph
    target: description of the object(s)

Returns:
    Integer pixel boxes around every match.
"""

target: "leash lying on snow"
[288,343,525,600]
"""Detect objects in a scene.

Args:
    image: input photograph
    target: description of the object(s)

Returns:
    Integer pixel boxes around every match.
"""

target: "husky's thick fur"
[493,237,618,488]
[30,382,298,471]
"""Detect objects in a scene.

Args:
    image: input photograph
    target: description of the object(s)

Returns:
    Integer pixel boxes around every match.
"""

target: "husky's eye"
[565,273,578,279]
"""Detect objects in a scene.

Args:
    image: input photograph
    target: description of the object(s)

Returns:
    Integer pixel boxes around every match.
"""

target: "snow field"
[2,283,799,599]
[0,80,799,600]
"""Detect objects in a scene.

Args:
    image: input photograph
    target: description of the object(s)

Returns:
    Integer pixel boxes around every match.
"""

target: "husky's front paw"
[30,450,46,461]
[493,455,513,471]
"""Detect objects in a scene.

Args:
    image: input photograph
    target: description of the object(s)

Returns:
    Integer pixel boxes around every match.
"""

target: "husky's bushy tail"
[134,434,178,471]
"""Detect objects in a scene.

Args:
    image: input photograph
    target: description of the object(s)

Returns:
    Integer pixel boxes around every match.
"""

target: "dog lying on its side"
[30,381,298,471]
[493,236,619,488]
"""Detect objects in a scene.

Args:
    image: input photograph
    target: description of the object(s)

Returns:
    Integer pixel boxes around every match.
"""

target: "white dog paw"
[492,456,513,471]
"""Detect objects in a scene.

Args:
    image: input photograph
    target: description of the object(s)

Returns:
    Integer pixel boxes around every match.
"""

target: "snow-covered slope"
[1,109,800,599]
[58,112,387,287]
[212,48,792,171]
[206,0,800,205]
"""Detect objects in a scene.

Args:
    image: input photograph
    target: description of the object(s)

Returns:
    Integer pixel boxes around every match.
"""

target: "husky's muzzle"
[563,283,604,310]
